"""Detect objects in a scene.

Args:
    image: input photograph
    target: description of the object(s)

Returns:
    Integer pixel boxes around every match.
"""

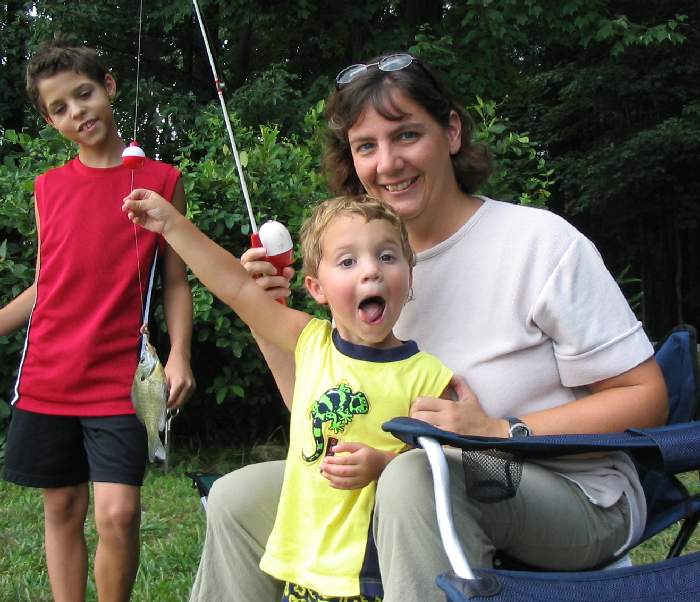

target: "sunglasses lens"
[335,54,417,88]
[378,54,414,72]
[336,64,368,86]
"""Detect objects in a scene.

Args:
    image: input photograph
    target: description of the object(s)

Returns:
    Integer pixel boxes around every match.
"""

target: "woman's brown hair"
[324,54,492,196]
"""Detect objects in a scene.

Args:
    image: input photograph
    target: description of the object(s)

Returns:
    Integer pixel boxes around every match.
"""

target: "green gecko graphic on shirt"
[302,382,369,463]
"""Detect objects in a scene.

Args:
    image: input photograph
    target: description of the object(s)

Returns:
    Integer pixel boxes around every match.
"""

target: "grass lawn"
[631,472,700,563]
[1,442,698,601]
[0,440,286,602]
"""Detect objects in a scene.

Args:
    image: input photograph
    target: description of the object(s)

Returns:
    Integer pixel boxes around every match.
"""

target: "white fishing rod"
[191,0,257,234]
[190,0,293,280]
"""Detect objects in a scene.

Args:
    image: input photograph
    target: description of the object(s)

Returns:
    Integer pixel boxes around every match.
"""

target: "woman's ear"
[447,110,462,155]
[305,275,327,304]
[104,73,117,100]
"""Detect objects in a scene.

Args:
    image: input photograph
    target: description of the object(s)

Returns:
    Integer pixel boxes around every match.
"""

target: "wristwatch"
[505,416,532,438]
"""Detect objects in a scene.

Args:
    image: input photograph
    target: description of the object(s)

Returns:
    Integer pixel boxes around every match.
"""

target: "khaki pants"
[189,450,630,602]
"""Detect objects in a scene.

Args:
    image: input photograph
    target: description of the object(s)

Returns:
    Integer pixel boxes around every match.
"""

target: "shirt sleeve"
[531,234,653,387]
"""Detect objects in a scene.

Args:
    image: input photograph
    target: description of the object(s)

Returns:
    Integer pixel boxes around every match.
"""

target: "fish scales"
[131,332,169,463]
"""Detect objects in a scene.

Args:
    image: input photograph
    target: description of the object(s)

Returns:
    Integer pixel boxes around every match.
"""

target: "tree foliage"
[0,1,697,438]
[500,1,699,336]
[0,93,548,439]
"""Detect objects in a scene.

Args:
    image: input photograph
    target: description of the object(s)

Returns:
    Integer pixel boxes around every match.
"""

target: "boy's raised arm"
[161,180,196,409]
[240,247,296,410]
[123,189,311,354]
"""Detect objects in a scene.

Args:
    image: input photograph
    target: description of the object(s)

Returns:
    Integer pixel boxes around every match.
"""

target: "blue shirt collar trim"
[332,329,419,362]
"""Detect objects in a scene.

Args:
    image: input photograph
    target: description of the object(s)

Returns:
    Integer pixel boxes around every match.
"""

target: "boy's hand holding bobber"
[123,189,180,234]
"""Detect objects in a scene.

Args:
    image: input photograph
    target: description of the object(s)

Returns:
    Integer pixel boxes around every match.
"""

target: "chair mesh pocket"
[462,449,523,503]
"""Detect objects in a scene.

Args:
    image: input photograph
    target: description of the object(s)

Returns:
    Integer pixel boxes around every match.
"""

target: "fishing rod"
[190,0,293,276]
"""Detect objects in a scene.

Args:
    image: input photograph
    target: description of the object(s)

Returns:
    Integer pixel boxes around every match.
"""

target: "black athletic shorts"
[2,407,148,488]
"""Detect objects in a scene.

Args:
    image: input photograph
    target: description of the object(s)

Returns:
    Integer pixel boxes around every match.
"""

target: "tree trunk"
[183,15,195,97]
[2,0,29,135]
[402,0,444,27]
[673,209,683,325]
[232,21,253,90]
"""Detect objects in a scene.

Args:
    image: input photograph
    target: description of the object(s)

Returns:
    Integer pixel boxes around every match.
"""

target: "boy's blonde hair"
[300,195,415,278]
[26,40,108,117]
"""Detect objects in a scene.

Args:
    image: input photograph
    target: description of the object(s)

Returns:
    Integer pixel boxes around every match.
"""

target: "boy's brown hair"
[300,195,415,278]
[26,40,107,117]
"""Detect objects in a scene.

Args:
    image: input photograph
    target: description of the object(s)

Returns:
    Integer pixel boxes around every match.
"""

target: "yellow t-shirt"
[260,319,453,597]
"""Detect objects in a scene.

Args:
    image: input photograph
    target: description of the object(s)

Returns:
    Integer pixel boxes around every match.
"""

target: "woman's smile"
[382,176,419,193]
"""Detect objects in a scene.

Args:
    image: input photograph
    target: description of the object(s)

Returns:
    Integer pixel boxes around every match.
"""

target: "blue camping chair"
[383,324,700,601]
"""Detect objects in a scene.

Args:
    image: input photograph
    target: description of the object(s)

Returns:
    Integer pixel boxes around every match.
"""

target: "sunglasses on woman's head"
[335,53,418,89]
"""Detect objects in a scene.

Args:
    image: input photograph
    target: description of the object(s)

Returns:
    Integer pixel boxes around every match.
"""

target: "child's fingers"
[325,474,363,490]
[166,378,187,408]
[244,260,279,278]
[321,466,357,487]
[121,206,140,223]
[321,454,356,468]
[321,450,363,475]
[255,281,291,301]
[328,441,363,455]
[125,188,156,201]
[240,246,268,266]
[321,461,358,478]
[256,274,291,290]
[121,199,146,216]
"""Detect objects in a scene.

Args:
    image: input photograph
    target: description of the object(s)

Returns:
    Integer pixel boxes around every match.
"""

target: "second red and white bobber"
[251,220,294,275]
[122,141,146,170]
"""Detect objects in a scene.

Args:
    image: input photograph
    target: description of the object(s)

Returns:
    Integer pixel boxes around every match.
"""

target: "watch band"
[505,415,532,438]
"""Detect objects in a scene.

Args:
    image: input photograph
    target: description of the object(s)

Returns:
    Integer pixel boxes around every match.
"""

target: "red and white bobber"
[122,141,146,170]
[251,220,294,276]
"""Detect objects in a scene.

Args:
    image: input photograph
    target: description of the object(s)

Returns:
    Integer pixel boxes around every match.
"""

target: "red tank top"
[13,157,180,416]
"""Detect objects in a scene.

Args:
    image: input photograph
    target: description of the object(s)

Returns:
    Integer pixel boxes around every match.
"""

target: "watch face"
[506,416,531,437]
[510,423,530,437]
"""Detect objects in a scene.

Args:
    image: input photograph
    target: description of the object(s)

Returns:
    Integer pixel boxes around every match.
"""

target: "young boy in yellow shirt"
[123,190,451,600]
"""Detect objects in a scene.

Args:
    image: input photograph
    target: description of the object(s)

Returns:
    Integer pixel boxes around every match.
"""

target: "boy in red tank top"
[0,40,195,601]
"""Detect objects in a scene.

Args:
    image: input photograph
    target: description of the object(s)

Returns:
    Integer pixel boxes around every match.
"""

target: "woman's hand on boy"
[122,189,180,235]
[241,246,295,302]
[319,442,396,489]
[410,374,508,438]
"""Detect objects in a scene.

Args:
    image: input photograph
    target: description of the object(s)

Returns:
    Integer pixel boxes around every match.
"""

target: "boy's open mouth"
[358,296,386,324]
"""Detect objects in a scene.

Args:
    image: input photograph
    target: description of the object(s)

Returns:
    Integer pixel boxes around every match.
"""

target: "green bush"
[0,97,552,442]
[0,129,74,418]
[469,96,553,208]
[172,101,330,437]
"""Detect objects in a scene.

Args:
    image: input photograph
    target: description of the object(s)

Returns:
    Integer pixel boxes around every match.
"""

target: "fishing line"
[132,0,146,337]
[124,0,150,348]
[124,0,175,463]
[132,0,143,148]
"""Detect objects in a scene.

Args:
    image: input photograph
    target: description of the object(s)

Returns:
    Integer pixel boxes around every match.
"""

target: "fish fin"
[158,406,167,432]
[153,438,167,462]
[147,435,167,463]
